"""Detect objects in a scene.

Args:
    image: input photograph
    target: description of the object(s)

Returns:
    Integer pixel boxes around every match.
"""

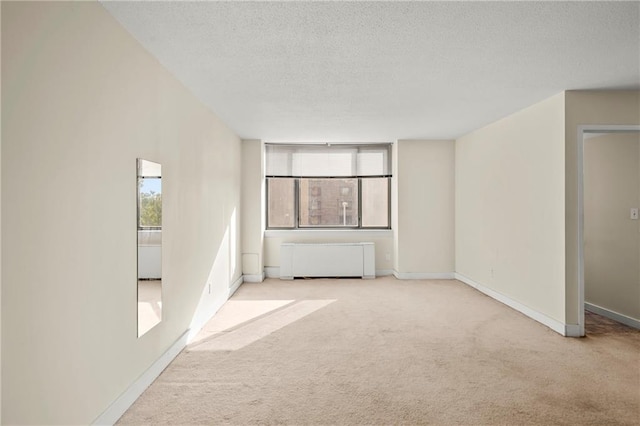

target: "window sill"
[264,229,393,239]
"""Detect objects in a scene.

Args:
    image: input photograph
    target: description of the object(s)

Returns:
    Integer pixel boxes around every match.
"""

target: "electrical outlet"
[631,208,639,220]
[385,252,391,261]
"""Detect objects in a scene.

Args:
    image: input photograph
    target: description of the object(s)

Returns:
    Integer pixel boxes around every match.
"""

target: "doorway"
[578,126,640,336]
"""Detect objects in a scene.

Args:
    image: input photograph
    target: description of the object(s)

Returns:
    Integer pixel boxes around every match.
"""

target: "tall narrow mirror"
[137,159,162,336]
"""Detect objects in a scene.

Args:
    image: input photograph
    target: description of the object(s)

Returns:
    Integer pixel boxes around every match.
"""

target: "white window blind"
[265,144,392,177]
[138,159,162,177]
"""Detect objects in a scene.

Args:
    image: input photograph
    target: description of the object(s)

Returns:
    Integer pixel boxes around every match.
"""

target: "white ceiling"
[101,1,640,142]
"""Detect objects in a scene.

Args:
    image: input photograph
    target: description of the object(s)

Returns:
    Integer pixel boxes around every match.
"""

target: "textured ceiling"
[101,1,640,142]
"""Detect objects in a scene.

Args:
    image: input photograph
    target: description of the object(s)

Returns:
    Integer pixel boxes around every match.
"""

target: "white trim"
[92,330,189,425]
[230,275,244,295]
[577,125,640,337]
[564,324,581,337]
[264,229,393,239]
[242,273,265,283]
[264,266,280,278]
[455,273,570,336]
[585,302,640,330]
[265,267,395,279]
[265,141,393,145]
[577,126,586,337]
[578,125,640,133]
[394,271,455,280]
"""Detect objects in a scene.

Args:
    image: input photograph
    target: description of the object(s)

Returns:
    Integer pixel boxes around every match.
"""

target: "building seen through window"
[299,178,358,227]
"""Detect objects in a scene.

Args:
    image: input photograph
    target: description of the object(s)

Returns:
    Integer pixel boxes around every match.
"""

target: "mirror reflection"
[137,159,162,336]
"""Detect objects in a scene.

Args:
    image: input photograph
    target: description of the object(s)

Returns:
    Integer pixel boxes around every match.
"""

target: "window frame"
[265,175,391,230]
[265,177,299,230]
[265,142,392,231]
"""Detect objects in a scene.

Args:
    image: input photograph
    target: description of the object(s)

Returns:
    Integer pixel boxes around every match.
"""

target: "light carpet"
[117,277,640,425]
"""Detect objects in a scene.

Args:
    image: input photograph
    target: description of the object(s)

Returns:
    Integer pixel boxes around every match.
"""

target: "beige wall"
[584,133,640,320]
[565,91,640,324]
[456,93,566,323]
[241,140,264,276]
[2,2,242,424]
[394,140,455,274]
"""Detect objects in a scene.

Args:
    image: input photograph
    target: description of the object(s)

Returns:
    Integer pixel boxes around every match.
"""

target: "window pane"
[267,179,295,228]
[357,148,390,176]
[299,179,358,227]
[361,178,389,228]
[265,147,293,176]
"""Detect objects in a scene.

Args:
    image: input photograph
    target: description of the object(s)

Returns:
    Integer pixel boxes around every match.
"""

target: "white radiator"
[280,242,375,280]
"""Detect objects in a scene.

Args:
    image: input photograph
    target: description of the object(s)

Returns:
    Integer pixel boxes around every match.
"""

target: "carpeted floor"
[117,277,640,425]
[585,309,638,335]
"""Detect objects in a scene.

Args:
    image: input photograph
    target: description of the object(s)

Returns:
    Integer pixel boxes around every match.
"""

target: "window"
[361,177,389,227]
[267,178,295,228]
[266,143,391,229]
[299,178,359,227]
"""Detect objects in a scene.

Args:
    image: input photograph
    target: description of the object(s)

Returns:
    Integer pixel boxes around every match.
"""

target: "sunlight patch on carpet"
[189,300,296,344]
[188,299,336,351]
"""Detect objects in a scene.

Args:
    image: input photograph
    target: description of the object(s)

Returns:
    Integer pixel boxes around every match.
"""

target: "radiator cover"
[280,242,375,279]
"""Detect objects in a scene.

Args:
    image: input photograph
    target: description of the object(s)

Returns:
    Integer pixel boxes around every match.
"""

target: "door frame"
[577,124,640,336]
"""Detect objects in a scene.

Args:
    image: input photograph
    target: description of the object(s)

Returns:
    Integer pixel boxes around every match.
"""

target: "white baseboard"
[454,273,570,336]
[92,330,189,425]
[266,267,399,279]
[394,271,455,280]
[230,275,244,294]
[564,324,582,337]
[242,273,265,283]
[585,302,640,330]
[264,267,280,278]
[94,274,245,425]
